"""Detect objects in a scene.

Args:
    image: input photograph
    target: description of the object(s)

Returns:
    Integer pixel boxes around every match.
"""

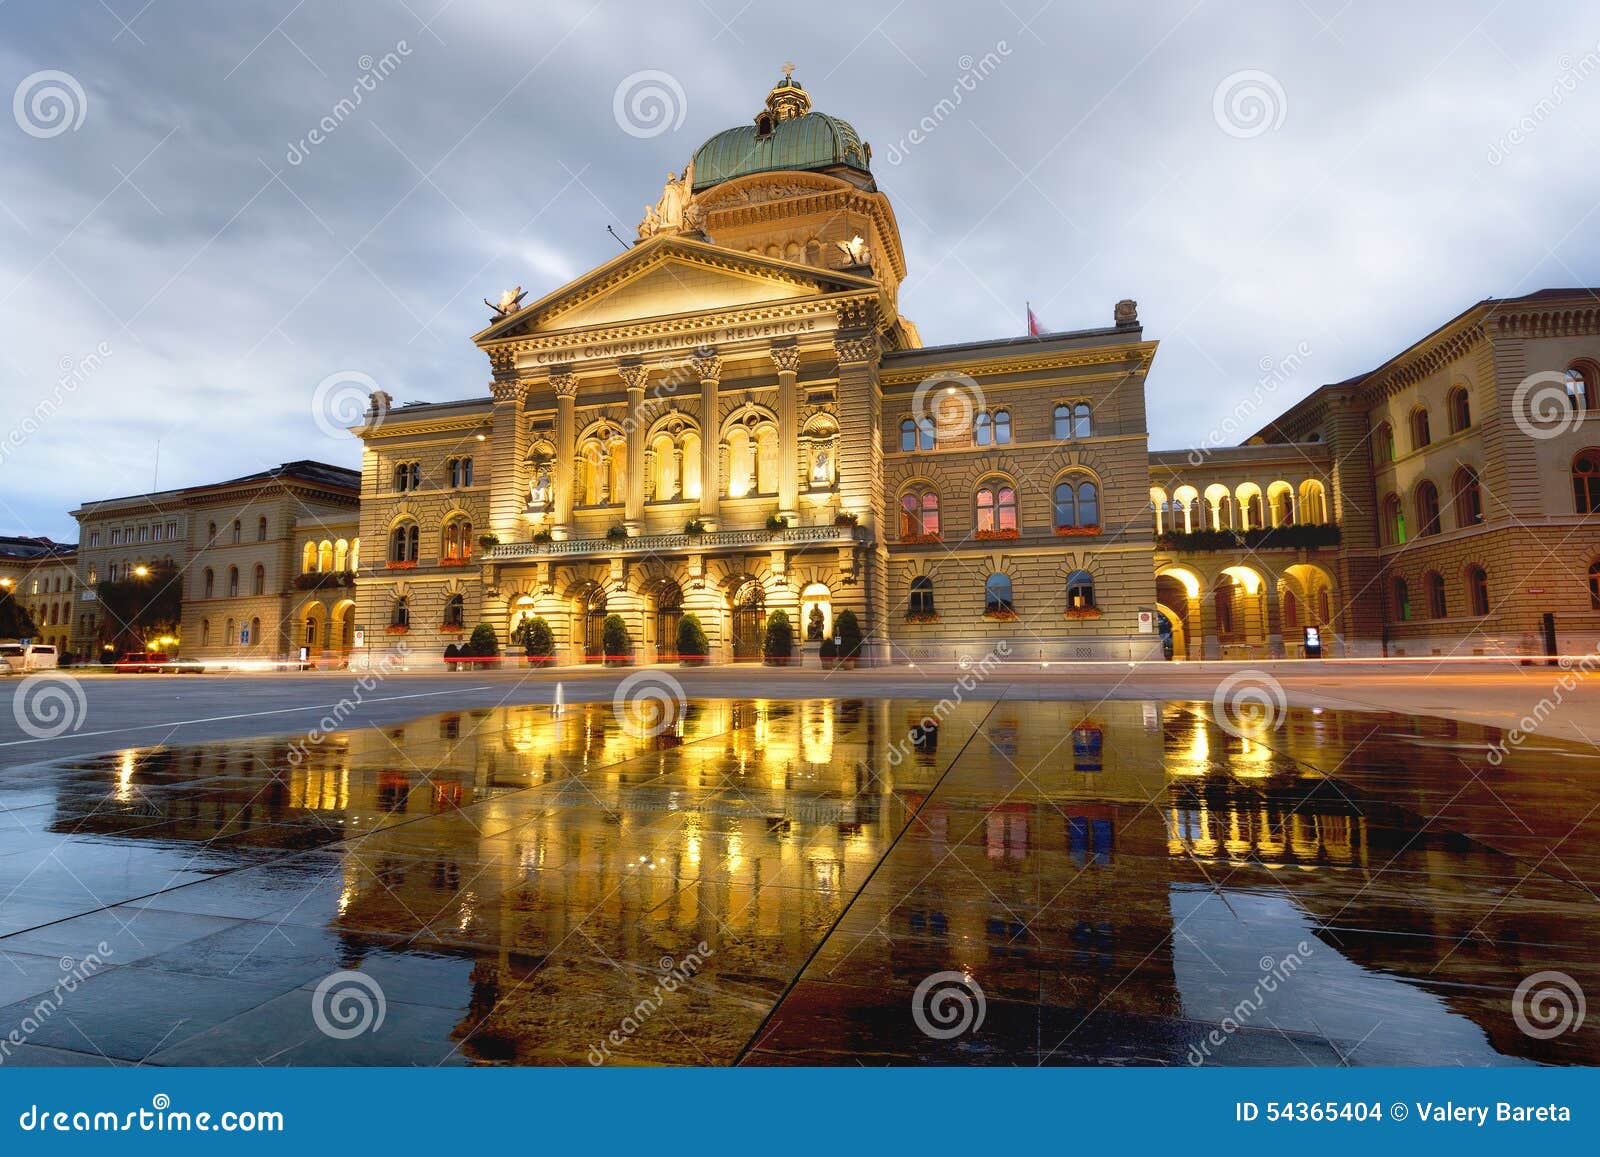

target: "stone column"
[551,367,578,537]
[621,363,648,533]
[1265,577,1285,658]
[834,300,885,663]
[772,342,800,523]
[1199,581,1220,661]
[694,349,722,528]
[487,359,528,544]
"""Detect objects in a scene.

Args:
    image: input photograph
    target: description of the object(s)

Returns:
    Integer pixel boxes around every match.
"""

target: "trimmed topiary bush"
[834,609,863,668]
[443,642,460,672]
[602,614,631,665]
[463,623,500,665]
[515,616,556,667]
[676,612,709,666]
[762,609,794,665]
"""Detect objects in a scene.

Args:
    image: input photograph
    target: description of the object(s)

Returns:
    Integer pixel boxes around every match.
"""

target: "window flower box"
[833,512,859,528]
[385,560,417,570]
[899,533,943,545]
[1054,525,1101,537]
[384,626,410,635]
[904,611,940,624]
[983,609,1019,622]
[974,528,1019,541]
[438,557,472,567]
[1063,607,1103,619]
[437,624,465,633]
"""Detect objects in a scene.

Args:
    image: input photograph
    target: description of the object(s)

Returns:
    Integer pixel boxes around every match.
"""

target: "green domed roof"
[690,75,872,192]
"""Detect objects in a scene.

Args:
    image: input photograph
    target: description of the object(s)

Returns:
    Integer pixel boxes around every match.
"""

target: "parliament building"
[56,74,1600,665]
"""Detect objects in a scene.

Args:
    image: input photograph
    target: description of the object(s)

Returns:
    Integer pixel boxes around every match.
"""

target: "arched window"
[992,409,1011,445]
[1426,571,1448,619]
[231,520,241,544]
[1381,493,1406,546]
[899,418,916,452]
[443,594,465,628]
[918,415,935,450]
[257,516,268,542]
[1415,480,1441,536]
[1409,407,1431,451]
[1052,475,1100,530]
[203,568,214,598]
[1375,422,1395,463]
[1448,386,1471,433]
[984,573,1014,616]
[391,597,410,629]
[1590,560,1600,610]
[908,575,935,617]
[317,540,334,572]
[227,566,239,597]
[1574,450,1600,514]
[447,457,473,488]
[302,542,317,573]
[755,427,779,494]
[899,487,940,540]
[1054,402,1092,440]
[200,619,210,647]
[1454,466,1483,527]
[1317,589,1331,624]
[976,481,1018,534]
[1466,565,1490,616]
[1298,480,1327,524]
[1243,491,1264,530]
[1567,364,1593,414]
[394,461,420,492]
[249,617,261,648]
[207,521,217,542]
[1391,578,1411,622]
[1065,569,1095,611]
[441,516,473,562]
[225,618,235,647]
[1283,591,1299,630]
[252,564,265,596]
[389,521,419,563]
[974,411,992,447]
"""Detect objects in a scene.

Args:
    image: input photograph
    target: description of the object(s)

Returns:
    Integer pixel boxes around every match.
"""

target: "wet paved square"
[1,695,1596,1066]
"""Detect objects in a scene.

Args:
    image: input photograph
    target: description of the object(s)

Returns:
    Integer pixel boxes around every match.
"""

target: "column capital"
[487,346,519,382]
[619,362,649,392]
[833,332,879,365]
[691,347,722,382]
[769,342,801,375]
[489,377,528,404]
[550,366,578,397]
[834,297,878,332]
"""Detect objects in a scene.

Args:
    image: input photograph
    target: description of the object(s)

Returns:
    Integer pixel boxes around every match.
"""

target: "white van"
[0,643,59,672]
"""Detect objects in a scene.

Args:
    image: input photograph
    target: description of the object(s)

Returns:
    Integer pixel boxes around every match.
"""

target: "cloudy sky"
[3,0,1598,541]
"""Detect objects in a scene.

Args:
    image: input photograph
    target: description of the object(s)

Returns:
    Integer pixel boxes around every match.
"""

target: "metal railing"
[486,524,860,561]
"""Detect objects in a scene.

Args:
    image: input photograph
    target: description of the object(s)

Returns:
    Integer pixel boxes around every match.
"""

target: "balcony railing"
[486,524,860,562]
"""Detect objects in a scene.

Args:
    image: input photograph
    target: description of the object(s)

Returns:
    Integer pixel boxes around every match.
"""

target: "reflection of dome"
[690,72,872,193]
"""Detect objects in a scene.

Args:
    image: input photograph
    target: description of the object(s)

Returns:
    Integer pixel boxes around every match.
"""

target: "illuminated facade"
[0,536,77,651]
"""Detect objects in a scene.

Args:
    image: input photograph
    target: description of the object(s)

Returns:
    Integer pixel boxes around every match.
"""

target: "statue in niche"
[811,447,832,485]
[528,464,552,509]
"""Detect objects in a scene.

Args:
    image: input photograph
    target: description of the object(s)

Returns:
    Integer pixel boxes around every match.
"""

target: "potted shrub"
[515,616,556,667]
[684,518,707,536]
[834,609,863,670]
[443,642,460,672]
[762,609,794,666]
[477,533,500,551]
[606,524,628,542]
[833,510,859,528]
[601,614,632,667]
[766,514,789,531]
[532,529,554,545]
[462,623,500,669]
[819,633,838,665]
[676,612,709,666]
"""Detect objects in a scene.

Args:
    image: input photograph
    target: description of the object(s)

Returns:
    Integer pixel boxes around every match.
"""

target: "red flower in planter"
[1054,525,1101,537]
[974,528,1019,541]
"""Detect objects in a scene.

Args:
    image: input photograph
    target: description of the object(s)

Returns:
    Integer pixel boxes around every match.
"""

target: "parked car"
[113,651,205,674]
[0,642,59,672]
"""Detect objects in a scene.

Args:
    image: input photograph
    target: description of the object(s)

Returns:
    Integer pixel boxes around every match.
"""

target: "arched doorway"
[582,587,608,662]
[653,580,683,661]
[730,579,765,661]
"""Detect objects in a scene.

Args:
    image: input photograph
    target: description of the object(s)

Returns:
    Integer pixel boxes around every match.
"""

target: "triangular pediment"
[473,235,874,343]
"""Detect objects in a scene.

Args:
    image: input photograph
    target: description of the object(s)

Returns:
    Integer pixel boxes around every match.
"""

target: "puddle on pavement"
[1,697,1596,1066]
